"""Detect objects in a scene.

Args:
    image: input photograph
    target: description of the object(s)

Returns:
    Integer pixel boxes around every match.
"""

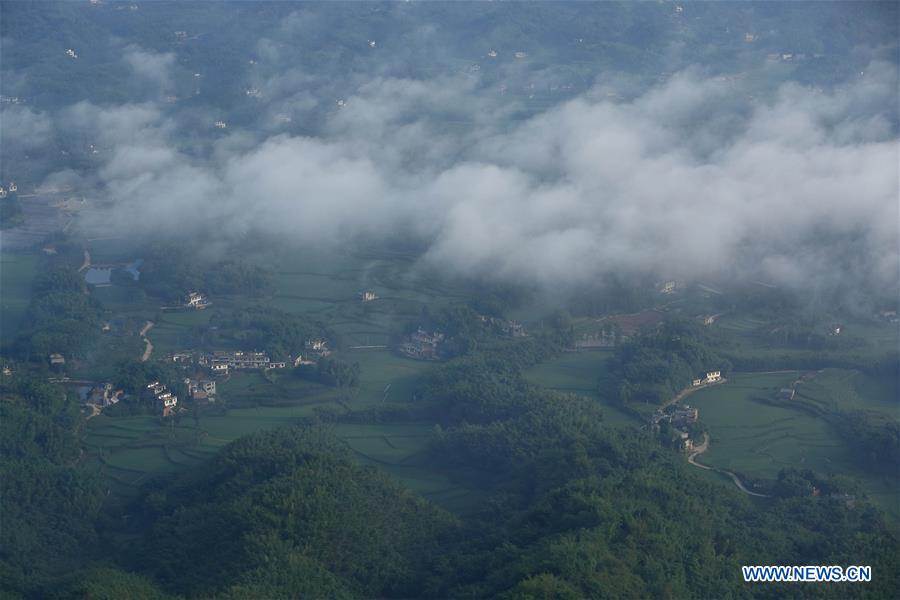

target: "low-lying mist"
[7,38,899,311]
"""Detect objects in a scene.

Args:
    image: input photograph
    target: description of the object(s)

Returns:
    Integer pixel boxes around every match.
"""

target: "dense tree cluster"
[15,266,102,360]
[606,319,730,405]
[834,411,900,475]
[0,374,105,594]
[421,356,898,598]
[128,427,458,598]
[212,305,328,360]
[296,357,361,388]
[140,243,273,303]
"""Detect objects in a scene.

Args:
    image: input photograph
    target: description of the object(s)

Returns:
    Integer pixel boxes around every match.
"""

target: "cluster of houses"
[478,315,526,338]
[166,352,192,363]
[185,378,216,401]
[592,310,664,346]
[0,182,17,198]
[399,328,446,360]
[145,381,178,417]
[185,291,211,309]
[766,53,814,63]
[166,339,331,376]
[572,331,615,349]
[658,280,677,294]
[200,350,286,373]
[88,382,124,408]
[652,403,700,452]
[304,338,331,358]
[692,370,722,387]
[698,313,723,326]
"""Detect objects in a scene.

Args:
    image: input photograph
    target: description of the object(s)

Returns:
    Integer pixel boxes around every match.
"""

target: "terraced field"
[795,368,899,421]
[342,349,435,408]
[689,372,849,474]
[81,399,343,501]
[82,406,482,513]
[714,313,899,359]
[689,371,900,519]
[266,247,471,347]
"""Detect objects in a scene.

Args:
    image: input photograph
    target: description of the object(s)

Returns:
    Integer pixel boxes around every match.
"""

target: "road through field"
[688,433,769,498]
[663,378,726,410]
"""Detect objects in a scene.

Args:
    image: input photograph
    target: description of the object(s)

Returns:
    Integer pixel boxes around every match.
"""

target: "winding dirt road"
[687,433,769,498]
[140,321,154,362]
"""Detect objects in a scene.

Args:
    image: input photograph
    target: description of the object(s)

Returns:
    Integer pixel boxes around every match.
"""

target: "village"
[51,332,336,419]
[651,370,723,451]
[397,315,526,360]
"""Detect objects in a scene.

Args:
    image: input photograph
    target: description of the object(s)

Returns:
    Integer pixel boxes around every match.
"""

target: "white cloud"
[66,63,898,305]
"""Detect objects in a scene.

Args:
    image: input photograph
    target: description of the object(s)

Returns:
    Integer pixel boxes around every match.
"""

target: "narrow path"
[140,321,154,362]
[663,378,725,410]
[688,433,770,498]
[687,433,710,468]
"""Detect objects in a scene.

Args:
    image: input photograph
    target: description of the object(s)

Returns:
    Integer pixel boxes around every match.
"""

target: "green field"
[523,349,639,428]
[796,368,899,422]
[0,252,38,345]
[74,245,478,510]
[70,244,899,520]
[82,407,483,513]
[714,312,899,359]
[340,348,434,407]
[689,371,899,519]
[82,399,341,498]
[265,246,471,346]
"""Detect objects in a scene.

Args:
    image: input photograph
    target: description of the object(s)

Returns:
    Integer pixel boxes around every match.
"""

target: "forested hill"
[5,342,896,599]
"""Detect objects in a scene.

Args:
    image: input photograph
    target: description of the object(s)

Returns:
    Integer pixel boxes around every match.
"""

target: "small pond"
[125,258,144,281]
